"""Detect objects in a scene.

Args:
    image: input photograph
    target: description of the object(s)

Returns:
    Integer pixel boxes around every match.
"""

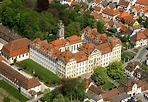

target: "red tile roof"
[97,42,112,54]
[102,8,120,16]
[131,32,147,41]
[73,51,88,63]
[66,35,81,44]
[136,0,148,6]
[102,88,120,99]
[81,43,95,54]
[0,61,41,89]
[1,38,31,57]
[93,6,101,11]
[61,51,73,63]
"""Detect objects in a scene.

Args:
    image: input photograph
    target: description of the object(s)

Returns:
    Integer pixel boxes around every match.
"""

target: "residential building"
[1,38,31,64]
[0,25,21,42]
[102,8,120,20]
[130,31,148,48]
[120,78,148,96]
[124,61,141,78]
[0,61,41,98]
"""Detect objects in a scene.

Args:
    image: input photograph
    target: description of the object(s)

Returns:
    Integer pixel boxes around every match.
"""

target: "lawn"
[16,59,60,86]
[121,53,129,62]
[123,51,136,59]
[101,80,115,91]
[133,47,141,53]
[0,80,28,102]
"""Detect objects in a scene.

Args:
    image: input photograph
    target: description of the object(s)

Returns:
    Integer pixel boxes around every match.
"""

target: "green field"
[101,81,115,91]
[16,59,60,86]
[0,80,28,102]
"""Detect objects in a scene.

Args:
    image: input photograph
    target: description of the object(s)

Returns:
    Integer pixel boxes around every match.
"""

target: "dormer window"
[48,50,51,56]
[36,42,39,49]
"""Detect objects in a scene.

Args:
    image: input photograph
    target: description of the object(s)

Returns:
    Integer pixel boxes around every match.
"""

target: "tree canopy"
[92,66,108,86]
[107,61,124,80]
[97,18,104,34]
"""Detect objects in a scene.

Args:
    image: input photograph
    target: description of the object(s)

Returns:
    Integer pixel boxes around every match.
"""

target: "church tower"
[57,20,64,40]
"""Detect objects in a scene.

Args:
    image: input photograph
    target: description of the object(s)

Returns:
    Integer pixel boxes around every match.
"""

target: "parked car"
[17,68,22,71]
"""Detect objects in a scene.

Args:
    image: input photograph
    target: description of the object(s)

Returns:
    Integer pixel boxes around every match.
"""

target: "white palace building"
[29,22,122,78]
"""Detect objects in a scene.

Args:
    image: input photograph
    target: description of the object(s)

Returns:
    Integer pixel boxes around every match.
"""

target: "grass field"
[0,80,28,102]
[101,80,115,91]
[16,59,60,86]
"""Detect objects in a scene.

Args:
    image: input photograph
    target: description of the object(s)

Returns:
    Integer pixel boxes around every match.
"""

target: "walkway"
[108,78,119,87]
[123,45,148,67]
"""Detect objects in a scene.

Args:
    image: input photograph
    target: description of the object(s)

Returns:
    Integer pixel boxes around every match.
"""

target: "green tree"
[92,66,108,86]
[52,94,66,102]
[97,18,104,34]
[144,18,148,28]
[61,78,86,101]
[107,61,124,80]
[64,22,80,37]
[41,89,53,102]
[137,17,143,24]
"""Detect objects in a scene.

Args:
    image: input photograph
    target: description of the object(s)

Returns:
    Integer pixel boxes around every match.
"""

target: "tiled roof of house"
[102,8,120,16]
[81,43,95,55]
[93,6,101,11]
[71,1,77,5]
[88,85,104,95]
[143,6,148,13]
[118,0,129,7]
[118,12,129,19]
[73,51,88,63]
[125,18,137,26]
[108,3,116,9]
[85,78,94,89]
[125,61,141,72]
[1,38,31,57]
[0,25,21,42]
[142,29,148,37]
[131,32,147,41]
[66,35,81,44]
[107,37,122,48]
[120,78,137,92]
[120,25,128,32]
[50,39,67,48]
[136,0,148,6]
[95,0,102,4]
[90,12,102,20]
[96,42,112,54]
[61,51,73,63]
[102,88,120,99]
[115,22,123,28]
[0,61,41,89]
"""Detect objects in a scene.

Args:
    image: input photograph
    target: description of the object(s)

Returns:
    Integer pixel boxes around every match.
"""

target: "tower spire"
[57,20,64,40]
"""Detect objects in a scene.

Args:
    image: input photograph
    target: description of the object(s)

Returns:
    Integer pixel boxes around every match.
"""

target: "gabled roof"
[143,6,148,13]
[125,61,141,72]
[102,88,120,99]
[96,42,112,54]
[66,35,81,44]
[0,61,41,89]
[81,43,95,55]
[136,0,148,6]
[142,29,148,37]
[73,51,88,63]
[131,32,147,41]
[102,8,120,16]
[61,51,73,63]
[118,0,129,7]
[1,38,31,57]
[90,12,102,20]
[93,6,101,11]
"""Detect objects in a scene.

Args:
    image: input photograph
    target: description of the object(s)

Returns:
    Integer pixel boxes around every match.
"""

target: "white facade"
[30,46,57,74]
[127,84,141,96]
[134,39,147,48]
[1,52,29,64]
